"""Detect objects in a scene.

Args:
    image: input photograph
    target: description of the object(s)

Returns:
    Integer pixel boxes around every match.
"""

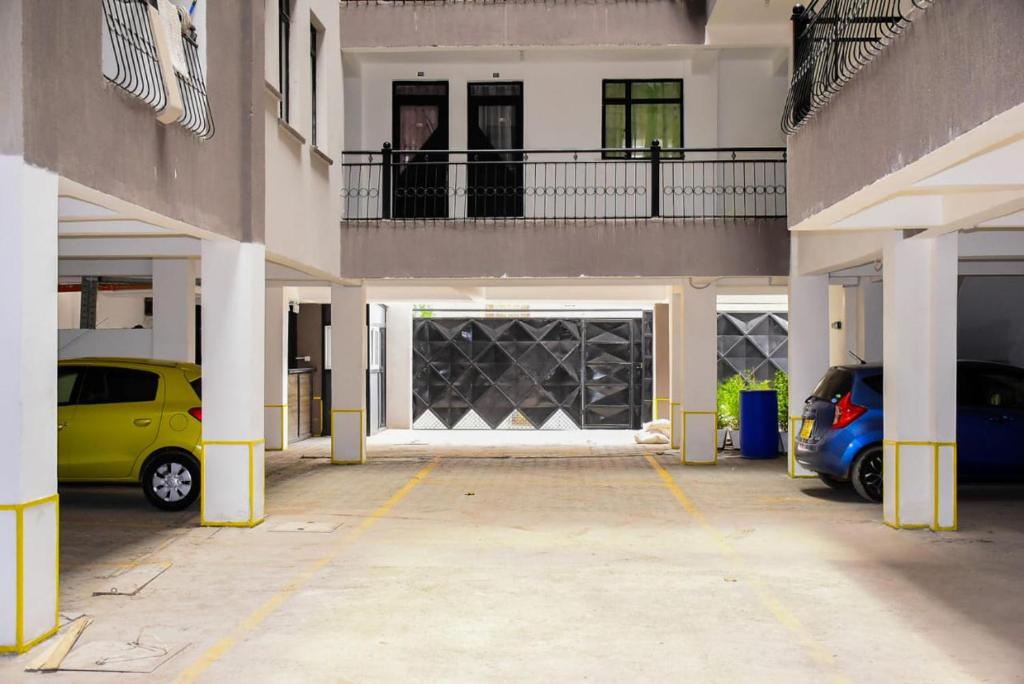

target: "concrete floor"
[4,431,1024,682]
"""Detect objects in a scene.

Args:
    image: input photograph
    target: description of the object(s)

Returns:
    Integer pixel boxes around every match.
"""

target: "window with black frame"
[310,24,319,146]
[278,0,291,122]
[602,80,683,158]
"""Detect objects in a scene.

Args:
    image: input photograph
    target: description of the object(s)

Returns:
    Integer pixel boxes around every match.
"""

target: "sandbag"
[642,419,672,437]
[634,430,670,445]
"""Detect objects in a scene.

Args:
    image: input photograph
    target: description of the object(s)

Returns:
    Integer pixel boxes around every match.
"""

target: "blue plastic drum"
[739,389,779,459]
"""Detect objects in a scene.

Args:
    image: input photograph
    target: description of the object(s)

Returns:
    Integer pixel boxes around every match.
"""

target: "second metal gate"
[412,314,651,430]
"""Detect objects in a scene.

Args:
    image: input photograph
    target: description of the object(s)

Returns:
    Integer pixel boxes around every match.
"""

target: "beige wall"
[0,1,24,155]
[19,0,264,242]
[339,1,706,50]
[788,0,1024,226]
[264,0,343,277]
[340,218,789,279]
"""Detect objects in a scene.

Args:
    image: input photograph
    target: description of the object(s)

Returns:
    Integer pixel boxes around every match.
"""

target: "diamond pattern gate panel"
[413,316,650,430]
[717,312,789,382]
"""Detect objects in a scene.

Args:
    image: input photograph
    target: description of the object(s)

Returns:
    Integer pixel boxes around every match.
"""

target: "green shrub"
[716,372,769,429]
[773,370,789,430]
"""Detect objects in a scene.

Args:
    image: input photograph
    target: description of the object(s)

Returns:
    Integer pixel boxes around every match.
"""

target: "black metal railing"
[102,0,167,111]
[341,143,786,222]
[177,30,215,139]
[781,0,932,134]
[101,0,215,139]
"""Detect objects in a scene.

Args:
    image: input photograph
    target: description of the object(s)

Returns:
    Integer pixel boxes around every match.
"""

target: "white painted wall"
[58,329,153,360]
[345,47,786,152]
[264,0,343,277]
[958,276,1024,366]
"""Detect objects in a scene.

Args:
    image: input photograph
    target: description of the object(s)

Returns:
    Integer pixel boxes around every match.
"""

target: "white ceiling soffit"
[58,236,200,259]
[58,220,170,237]
[58,197,120,221]
[793,103,1024,233]
[979,210,1024,228]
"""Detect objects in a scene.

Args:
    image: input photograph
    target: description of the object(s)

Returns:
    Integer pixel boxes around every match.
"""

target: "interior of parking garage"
[4,0,1024,679]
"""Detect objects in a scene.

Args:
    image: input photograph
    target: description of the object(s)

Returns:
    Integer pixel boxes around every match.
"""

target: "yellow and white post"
[330,285,367,464]
[0,157,60,653]
[882,232,958,531]
[200,240,266,527]
[264,286,289,452]
[788,239,830,479]
[680,281,718,465]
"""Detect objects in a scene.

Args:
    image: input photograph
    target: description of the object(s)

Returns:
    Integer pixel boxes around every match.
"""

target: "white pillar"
[385,303,413,429]
[200,240,265,527]
[828,284,847,366]
[151,258,196,362]
[0,157,59,653]
[330,285,366,464]
[862,278,883,362]
[653,302,670,421]
[680,282,718,465]
[843,283,861,362]
[264,286,288,451]
[883,233,957,531]
[788,259,830,478]
[669,288,684,449]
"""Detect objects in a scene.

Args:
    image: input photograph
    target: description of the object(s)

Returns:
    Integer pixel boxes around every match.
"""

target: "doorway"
[392,81,449,219]
[367,304,388,435]
[467,82,524,218]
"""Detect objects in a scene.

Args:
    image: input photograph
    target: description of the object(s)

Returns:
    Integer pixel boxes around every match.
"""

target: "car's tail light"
[832,392,866,429]
[188,407,203,422]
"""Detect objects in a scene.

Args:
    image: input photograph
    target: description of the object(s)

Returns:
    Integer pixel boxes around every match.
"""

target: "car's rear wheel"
[818,472,848,489]
[142,451,200,511]
[851,446,883,503]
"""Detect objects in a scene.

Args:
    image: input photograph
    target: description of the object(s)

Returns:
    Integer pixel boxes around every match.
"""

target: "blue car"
[794,361,1024,502]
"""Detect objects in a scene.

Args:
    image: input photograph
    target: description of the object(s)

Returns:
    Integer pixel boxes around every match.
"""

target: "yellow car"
[58,358,203,511]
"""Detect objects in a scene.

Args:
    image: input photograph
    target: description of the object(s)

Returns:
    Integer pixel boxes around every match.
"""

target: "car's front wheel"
[851,446,883,503]
[142,451,200,511]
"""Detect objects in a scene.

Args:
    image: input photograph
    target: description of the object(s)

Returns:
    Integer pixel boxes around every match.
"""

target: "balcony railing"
[781,0,932,134]
[341,144,787,222]
[101,0,215,139]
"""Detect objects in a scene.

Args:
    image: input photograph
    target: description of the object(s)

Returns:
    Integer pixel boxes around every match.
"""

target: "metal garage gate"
[413,314,652,430]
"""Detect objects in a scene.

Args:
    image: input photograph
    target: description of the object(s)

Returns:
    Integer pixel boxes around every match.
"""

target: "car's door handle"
[57,423,66,431]
[133,418,152,427]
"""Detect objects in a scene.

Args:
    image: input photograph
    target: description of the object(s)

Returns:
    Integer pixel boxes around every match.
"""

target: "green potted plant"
[717,372,769,449]
[773,370,789,454]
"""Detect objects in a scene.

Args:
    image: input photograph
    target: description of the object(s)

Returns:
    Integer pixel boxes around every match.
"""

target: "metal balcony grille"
[102,0,167,112]
[781,0,932,135]
[341,144,787,222]
[177,31,215,139]
[101,0,215,140]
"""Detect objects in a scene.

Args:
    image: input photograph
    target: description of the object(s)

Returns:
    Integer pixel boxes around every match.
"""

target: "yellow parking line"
[644,454,848,682]
[174,456,441,683]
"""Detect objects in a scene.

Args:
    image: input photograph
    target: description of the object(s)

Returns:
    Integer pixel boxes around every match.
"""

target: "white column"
[200,240,265,527]
[385,303,413,429]
[883,233,957,531]
[788,261,830,478]
[264,286,288,451]
[653,302,670,421]
[330,285,367,464]
[151,258,196,362]
[862,278,883,362]
[843,283,861,362]
[828,284,848,366]
[669,288,684,449]
[680,282,718,465]
[0,157,59,653]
